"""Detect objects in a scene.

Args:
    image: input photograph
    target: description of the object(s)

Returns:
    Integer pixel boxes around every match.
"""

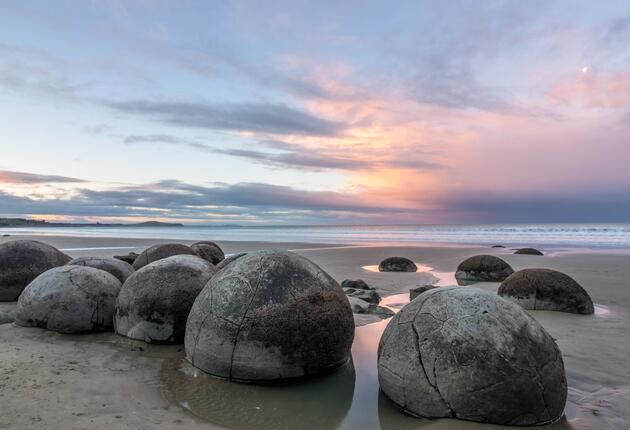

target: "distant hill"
[0,218,183,228]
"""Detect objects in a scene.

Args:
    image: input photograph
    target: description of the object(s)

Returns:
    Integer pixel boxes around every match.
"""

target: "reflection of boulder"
[162,356,355,430]
[378,390,432,430]
[514,247,544,256]
[379,257,417,272]
[455,255,514,283]
[499,268,594,314]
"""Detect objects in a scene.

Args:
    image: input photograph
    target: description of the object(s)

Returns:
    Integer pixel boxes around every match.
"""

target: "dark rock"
[2,234,10,237]
[67,256,134,283]
[0,240,71,301]
[185,249,354,382]
[378,257,417,272]
[215,253,246,271]
[499,268,594,315]
[341,279,372,290]
[491,245,505,248]
[343,287,381,304]
[455,255,514,283]
[378,287,567,425]
[114,252,139,265]
[132,243,196,270]
[409,285,438,301]
[115,255,216,344]
[347,296,394,317]
[514,248,544,256]
[191,243,224,265]
[14,266,121,333]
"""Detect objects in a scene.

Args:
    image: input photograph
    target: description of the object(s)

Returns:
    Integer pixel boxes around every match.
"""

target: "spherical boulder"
[499,268,594,315]
[514,247,544,256]
[215,252,246,271]
[341,279,371,290]
[455,255,514,282]
[67,256,134,283]
[378,287,567,425]
[185,249,355,382]
[378,257,417,272]
[191,242,224,265]
[114,252,139,265]
[115,255,217,344]
[0,240,71,301]
[132,243,196,270]
[14,266,121,333]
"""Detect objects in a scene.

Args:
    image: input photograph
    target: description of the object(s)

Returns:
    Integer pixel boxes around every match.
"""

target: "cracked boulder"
[191,241,225,265]
[14,266,121,333]
[378,287,567,425]
[185,249,355,382]
[514,247,544,256]
[0,240,71,301]
[379,257,417,272]
[455,255,514,283]
[67,256,134,283]
[132,243,196,270]
[115,255,217,344]
[499,268,594,315]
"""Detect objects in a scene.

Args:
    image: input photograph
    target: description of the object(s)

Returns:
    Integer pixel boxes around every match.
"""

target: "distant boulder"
[341,279,371,290]
[378,257,417,272]
[132,243,196,270]
[514,248,544,256]
[499,268,594,315]
[455,255,514,283]
[491,245,505,248]
[0,240,71,301]
[114,252,139,265]
[67,256,134,284]
[191,242,225,265]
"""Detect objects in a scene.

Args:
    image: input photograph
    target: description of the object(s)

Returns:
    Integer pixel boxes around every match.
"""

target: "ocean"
[3,223,630,249]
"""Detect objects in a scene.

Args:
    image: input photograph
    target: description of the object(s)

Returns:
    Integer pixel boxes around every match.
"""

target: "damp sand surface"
[0,236,629,429]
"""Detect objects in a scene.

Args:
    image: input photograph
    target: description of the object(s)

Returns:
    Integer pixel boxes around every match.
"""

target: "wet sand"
[0,235,629,429]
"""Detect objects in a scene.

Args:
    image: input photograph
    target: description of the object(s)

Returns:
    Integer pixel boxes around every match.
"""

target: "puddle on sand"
[594,304,612,316]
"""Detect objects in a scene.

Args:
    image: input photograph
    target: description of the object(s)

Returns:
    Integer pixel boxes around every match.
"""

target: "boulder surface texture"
[67,256,134,283]
[0,240,71,301]
[378,287,567,425]
[132,243,196,270]
[455,255,514,282]
[185,249,355,382]
[499,268,594,314]
[191,242,225,265]
[379,257,417,272]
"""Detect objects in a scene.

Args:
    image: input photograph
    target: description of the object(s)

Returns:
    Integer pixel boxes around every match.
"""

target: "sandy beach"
[1,234,629,430]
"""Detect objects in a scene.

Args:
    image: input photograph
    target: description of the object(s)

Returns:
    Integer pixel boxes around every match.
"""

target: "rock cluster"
[341,279,380,303]
[455,255,514,283]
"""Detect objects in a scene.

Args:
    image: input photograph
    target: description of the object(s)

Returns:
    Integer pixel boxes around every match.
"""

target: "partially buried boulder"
[115,255,217,344]
[67,256,134,283]
[14,266,121,333]
[0,240,71,301]
[379,257,417,272]
[499,268,594,315]
[132,243,196,270]
[191,242,225,265]
[378,287,567,425]
[514,247,544,256]
[185,249,355,382]
[455,255,514,283]
[341,279,371,290]
[114,252,139,265]
[409,284,438,301]
[215,252,246,271]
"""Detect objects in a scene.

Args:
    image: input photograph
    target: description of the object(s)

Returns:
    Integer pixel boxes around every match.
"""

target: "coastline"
[0,234,629,429]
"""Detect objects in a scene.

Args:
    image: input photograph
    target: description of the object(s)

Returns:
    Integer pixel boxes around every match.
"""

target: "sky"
[1,0,630,225]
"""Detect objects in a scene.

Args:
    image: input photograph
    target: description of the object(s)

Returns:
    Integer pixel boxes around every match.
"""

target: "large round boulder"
[115,255,217,344]
[499,268,594,315]
[215,252,246,271]
[14,266,121,333]
[191,242,224,265]
[132,243,196,270]
[0,240,71,301]
[378,287,567,425]
[378,257,417,272]
[185,249,355,382]
[455,255,514,282]
[67,256,134,283]
[514,247,544,255]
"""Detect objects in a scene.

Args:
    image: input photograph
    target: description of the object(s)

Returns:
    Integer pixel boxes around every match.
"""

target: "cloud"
[0,170,86,184]
[108,100,347,136]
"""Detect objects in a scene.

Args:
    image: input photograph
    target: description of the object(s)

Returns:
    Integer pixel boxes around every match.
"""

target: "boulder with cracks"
[378,287,567,425]
[67,256,134,283]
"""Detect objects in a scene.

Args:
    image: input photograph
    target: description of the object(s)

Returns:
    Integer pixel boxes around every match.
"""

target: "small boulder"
[191,242,224,265]
[378,257,417,272]
[132,243,196,270]
[347,296,394,317]
[409,284,438,301]
[341,279,372,290]
[0,240,71,301]
[14,266,121,333]
[378,287,567,425]
[491,245,505,248]
[67,256,134,283]
[455,255,514,283]
[115,255,217,344]
[499,268,594,314]
[514,248,544,256]
[114,252,139,265]
[215,252,246,270]
[185,250,354,382]
[343,287,381,304]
